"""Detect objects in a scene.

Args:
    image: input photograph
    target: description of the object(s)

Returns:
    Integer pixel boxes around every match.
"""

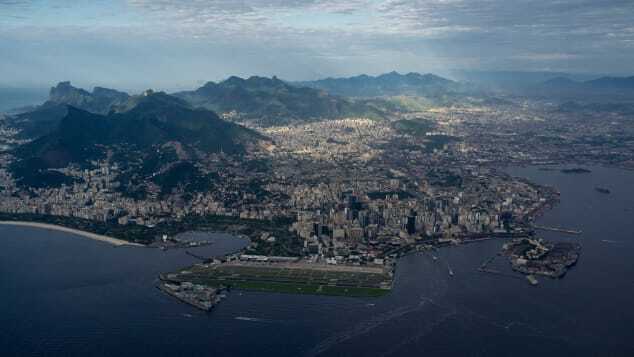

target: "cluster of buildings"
[0,113,557,265]
[428,101,634,169]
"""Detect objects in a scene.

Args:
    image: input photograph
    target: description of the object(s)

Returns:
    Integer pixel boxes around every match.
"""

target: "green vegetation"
[10,158,80,188]
[220,281,387,297]
[152,162,218,196]
[423,135,460,153]
[427,168,463,187]
[140,147,179,176]
[385,96,435,111]
[391,118,436,136]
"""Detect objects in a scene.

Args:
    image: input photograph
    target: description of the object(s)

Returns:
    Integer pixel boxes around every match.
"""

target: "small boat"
[448,268,454,277]
[235,316,263,322]
[432,255,438,262]
[526,275,539,286]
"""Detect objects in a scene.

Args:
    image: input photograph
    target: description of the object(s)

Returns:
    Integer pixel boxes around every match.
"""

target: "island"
[502,238,581,279]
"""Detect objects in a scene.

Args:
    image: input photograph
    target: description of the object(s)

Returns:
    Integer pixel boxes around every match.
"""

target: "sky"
[1,0,633,91]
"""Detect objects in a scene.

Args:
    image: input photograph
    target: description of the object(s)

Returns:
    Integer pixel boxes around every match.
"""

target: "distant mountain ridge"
[9,82,131,138]
[174,75,385,124]
[585,76,634,90]
[530,75,634,100]
[49,81,130,114]
[297,71,459,97]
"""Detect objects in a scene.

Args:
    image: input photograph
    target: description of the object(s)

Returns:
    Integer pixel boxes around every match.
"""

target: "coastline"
[0,221,144,247]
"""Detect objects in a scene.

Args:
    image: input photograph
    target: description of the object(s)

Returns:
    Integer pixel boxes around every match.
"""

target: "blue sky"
[1,0,633,91]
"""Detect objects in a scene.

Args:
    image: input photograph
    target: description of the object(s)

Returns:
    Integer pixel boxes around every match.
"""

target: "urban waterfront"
[1,165,633,357]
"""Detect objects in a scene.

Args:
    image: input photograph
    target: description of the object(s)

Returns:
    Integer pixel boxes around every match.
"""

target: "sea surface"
[1,165,633,357]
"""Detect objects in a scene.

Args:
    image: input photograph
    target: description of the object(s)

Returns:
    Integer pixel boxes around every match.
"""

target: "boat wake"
[305,297,437,357]
[235,316,267,323]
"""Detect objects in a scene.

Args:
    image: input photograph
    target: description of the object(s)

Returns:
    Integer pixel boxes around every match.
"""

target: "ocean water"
[1,165,633,356]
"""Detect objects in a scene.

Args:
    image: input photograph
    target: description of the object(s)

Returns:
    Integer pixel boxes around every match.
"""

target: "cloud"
[1,0,633,87]
[512,52,579,61]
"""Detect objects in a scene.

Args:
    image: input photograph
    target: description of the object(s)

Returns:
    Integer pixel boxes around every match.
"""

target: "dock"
[478,267,523,280]
[477,255,522,280]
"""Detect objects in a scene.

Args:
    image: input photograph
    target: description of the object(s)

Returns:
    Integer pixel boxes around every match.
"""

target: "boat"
[235,316,263,322]
[448,268,454,277]
[526,275,539,286]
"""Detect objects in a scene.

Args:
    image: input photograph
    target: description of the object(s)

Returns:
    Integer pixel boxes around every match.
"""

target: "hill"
[11,91,265,190]
[174,76,385,124]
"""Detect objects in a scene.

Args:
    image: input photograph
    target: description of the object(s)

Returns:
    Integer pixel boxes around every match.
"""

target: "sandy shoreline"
[0,221,144,247]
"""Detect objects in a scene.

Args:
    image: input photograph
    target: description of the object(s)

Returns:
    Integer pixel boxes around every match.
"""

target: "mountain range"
[174,75,385,124]
[7,71,634,145]
[11,91,264,189]
[9,82,131,138]
[16,90,262,167]
[529,76,634,101]
[48,81,130,114]
[10,77,388,137]
[297,71,459,97]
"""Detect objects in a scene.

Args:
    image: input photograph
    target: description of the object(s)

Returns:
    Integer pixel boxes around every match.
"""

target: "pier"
[186,251,209,261]
[477,255,523,280]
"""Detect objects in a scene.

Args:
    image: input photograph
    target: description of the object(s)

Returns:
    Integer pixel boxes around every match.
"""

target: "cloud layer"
[1,0,633,88]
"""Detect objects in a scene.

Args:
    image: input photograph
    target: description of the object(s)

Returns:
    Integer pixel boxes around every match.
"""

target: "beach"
[0,221,144,247]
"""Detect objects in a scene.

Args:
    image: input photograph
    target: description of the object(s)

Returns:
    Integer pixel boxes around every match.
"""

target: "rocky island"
[502,238,581,279]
